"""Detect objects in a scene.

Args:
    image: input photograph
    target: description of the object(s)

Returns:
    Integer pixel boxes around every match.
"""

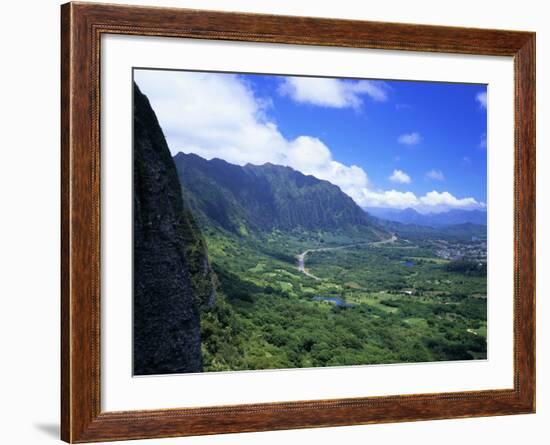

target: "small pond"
[312,296,355,307]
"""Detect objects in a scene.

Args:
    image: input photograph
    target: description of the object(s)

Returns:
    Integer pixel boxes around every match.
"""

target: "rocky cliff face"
[133,83,214,375]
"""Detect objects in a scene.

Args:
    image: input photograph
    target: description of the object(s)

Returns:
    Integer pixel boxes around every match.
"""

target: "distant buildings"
[435,239,487,263]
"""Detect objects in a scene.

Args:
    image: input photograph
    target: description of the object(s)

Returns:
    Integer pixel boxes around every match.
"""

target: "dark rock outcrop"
[133,83,214,375]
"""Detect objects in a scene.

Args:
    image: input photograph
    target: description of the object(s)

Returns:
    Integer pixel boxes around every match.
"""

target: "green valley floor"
[199,227,487,372]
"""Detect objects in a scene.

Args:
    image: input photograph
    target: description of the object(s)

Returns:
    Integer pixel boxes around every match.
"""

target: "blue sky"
[135,69,487,213]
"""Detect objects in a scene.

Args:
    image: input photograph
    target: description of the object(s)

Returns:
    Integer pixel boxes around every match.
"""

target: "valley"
[296,234,398,279]
[133,80,488,376]
[198,223,487,372]
[170,151,488,372]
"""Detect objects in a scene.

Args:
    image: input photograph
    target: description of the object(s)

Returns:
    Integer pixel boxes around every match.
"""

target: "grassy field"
[199,226,487,372]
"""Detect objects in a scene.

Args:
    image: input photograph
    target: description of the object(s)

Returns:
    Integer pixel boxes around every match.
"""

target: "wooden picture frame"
[61,2,535,442]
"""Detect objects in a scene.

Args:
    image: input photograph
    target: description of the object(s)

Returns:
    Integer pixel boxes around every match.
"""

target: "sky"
[134,69,487,214]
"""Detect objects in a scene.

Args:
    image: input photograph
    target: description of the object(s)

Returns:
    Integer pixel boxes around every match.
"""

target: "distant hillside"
[374,218,487,242]
[366,207,487,227]
[173,152,384,239]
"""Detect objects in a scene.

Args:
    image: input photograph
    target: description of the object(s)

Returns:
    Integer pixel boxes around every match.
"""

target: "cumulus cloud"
[134,70,483,213]
[398,132,422,145]
[476,91,487,109]
[359,189,485,213]
[278,77,388,109]
[419,191,484,212]
[426,169,445,181]
[134,70,369,196]
[479,132,487,149]
[359,189,419,209]
[389,169,411,184]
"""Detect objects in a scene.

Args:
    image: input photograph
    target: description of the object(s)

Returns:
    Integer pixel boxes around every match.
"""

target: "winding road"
[296,234,397,280]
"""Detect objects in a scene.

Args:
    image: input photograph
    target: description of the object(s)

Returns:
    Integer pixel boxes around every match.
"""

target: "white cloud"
[135,70,482,214]
[135,70,283,165]
[476,91,487,109]
[360,189,419,209]
[360,189,485,213]
[426,169,445,181]
[278,77,387,109]
[134,70,369,196]
[479,132,487,149]
[419,191,485,212]
[398,132,422,145]
[389,169,411,184]
[286,136,371,195]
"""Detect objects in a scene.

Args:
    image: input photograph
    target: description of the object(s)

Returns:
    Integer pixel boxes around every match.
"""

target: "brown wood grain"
[60,2,536,442]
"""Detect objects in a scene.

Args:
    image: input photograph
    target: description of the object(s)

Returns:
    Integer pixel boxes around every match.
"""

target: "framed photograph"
[61,2,535,442]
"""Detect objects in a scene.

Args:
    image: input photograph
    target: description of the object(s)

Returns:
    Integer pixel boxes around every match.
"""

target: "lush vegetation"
[199,226,487,371]
[173,152,487,372]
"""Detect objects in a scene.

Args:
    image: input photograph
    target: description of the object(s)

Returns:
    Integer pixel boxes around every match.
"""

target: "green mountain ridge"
[173,152,385,241]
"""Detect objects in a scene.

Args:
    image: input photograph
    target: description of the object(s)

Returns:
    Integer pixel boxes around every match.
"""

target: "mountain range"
[366,207,487,227]
[173,152,383,239]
